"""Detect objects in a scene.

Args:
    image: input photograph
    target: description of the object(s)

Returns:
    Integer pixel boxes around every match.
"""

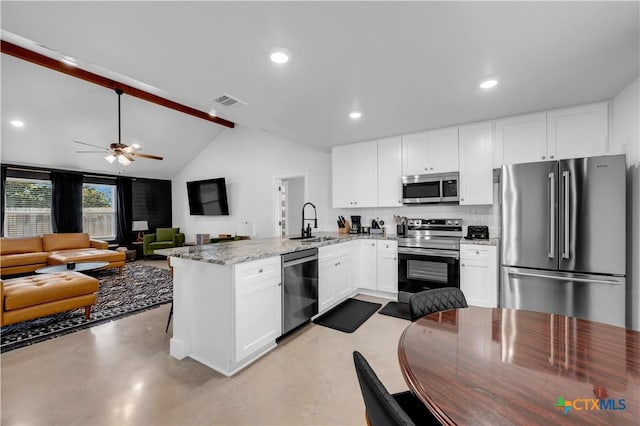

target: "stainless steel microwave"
[402,172,459,204]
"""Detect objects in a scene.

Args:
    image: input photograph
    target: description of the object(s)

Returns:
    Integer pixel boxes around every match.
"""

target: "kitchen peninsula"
[156,233,397,376]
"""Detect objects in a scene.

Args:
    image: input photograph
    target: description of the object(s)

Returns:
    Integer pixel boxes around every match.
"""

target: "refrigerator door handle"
[548,172,555,259]
[562,170,570,259]
[506,270,621,285]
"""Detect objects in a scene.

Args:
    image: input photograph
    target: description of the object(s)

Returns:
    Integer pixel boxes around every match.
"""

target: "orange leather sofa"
[0,233,125,277]
[0,271,99,326]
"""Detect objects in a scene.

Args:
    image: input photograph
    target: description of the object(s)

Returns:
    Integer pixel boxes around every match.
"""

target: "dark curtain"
[51,171,83,233]
[0,165,6,236]
[116,177,133,245]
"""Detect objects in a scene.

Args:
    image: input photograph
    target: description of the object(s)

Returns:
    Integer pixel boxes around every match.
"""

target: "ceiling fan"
[74,89,163,166]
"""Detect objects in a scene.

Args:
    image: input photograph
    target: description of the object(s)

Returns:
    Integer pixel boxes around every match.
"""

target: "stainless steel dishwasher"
[281,248,318,336]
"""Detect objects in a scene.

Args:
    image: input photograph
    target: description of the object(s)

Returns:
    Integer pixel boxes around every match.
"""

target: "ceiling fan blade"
[74,140,107,149]
[76,150,108,153]
[131,152,164,160]
[123,154,135,161]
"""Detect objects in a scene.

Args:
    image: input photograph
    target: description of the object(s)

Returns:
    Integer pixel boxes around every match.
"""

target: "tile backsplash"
[333,183,502,238]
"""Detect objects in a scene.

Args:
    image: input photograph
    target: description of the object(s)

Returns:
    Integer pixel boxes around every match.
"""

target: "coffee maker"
[350,216,361,234]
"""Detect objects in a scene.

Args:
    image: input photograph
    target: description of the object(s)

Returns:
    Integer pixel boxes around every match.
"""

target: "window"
[4,177,53,237]
[82,183,116,240]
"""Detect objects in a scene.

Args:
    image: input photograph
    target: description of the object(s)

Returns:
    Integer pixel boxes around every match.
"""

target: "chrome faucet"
[301,202,317,238]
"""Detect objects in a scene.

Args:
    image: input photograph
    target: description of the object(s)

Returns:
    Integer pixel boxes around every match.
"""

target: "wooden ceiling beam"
[1,40,235,129]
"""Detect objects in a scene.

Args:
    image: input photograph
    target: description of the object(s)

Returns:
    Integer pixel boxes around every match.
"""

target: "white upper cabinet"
[402,131,429,175]
[495,102,610,167]
[377,136,403,207]
[547,102,609,160]
[332,141,378,208]
[402,127,458,175]
[428,127,459,173]
[495,112,547,166]
[459,122,493,205]
[332,144,352,208]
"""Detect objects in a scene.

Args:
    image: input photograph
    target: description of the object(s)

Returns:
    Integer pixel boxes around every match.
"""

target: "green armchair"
[143,227,185,256]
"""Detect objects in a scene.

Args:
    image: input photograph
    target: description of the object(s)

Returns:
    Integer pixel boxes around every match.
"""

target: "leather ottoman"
[1,272,100,326]
[47,248,125,272]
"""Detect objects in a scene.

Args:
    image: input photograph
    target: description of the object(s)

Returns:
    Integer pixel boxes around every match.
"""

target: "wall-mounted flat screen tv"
[187,177,230,216]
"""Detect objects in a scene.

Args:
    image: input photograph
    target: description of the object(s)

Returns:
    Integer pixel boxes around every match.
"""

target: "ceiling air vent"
[212,93,247,108]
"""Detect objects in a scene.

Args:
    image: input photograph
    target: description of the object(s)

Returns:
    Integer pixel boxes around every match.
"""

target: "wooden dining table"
[398,306,639,425]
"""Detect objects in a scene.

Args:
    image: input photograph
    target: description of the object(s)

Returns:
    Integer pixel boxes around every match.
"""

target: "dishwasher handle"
[283,255,318,267]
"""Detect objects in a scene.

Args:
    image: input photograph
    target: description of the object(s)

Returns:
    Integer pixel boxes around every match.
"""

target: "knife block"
[338,222,351,234]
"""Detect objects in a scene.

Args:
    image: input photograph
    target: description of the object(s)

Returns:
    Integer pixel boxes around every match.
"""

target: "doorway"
[274,175,306,237]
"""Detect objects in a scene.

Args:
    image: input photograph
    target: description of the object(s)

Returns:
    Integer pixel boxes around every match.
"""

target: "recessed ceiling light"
[61,56,77,66]
[209,110,217,117]
[270,50,289,64]
[10,120,24,128]
[131,143,141,149]
[349,111,362,119]
[480,79,498,89]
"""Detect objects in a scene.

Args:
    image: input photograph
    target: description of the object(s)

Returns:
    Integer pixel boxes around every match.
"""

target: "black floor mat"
[313,298,381,333]
[378,301,411,321]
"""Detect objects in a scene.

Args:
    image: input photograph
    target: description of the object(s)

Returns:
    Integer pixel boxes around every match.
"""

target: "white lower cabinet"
[376,241,398,293]
[460,244,498,308]
[318,243,352,313]
[356,240,398,294]
[234,257,282,362]
[359,240,377,290]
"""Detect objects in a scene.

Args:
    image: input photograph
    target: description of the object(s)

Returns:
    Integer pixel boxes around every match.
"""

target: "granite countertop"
[460,237,500,246]
[155,232,397,265]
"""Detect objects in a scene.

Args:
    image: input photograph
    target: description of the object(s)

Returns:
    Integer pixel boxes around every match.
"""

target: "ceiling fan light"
[118,155,131,166]
[105,154,116,163]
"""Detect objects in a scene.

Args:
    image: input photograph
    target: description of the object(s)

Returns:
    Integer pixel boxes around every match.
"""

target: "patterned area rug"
[0,263,172,353]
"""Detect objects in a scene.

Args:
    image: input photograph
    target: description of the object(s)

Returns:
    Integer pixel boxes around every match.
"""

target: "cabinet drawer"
[235,257,281,286]
[461,246,491,258]
[377,241,397,252]
[319,242,352,261]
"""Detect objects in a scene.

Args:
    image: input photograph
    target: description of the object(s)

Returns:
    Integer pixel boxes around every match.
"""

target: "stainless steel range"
[397,218,462,303]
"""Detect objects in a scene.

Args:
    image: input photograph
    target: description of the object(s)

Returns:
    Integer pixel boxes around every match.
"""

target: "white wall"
[612,77,640,330]
[172,125,332,241]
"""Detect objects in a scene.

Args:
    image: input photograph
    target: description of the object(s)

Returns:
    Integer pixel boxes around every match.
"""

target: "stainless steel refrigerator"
[501,155,626,327]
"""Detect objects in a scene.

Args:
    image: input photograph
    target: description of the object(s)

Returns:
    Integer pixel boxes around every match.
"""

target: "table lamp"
[132,220,149,242]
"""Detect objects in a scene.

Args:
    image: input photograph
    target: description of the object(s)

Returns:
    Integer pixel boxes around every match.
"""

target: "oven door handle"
[398,247,460,259]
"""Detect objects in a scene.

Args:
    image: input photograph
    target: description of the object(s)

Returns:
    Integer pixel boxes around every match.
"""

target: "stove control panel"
[408,218,462,227]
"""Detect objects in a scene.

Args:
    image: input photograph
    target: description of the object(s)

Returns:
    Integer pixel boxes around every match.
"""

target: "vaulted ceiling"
[1,1,638,179]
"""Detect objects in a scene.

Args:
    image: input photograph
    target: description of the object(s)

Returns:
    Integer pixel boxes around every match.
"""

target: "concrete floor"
[0,261,410,425]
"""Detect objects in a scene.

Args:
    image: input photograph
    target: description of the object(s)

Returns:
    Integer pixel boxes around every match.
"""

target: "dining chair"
[409,288,468,321]
[353,351,440,426]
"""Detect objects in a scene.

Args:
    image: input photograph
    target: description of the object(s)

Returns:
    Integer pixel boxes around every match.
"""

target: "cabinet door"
[332,145,353,208]
[459,122,494,205]
[352,141,378,207]
[318,259,337,313]
[235,263,282,361]
[429,127,459,173]
[335,254,352,300]
[377,136,403,207]
[495,112,547,165]
[376,241,398,294]
[460,245,497,308]
[359,240,377,290]
[547,102,609,160]
[402,131,429,175]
